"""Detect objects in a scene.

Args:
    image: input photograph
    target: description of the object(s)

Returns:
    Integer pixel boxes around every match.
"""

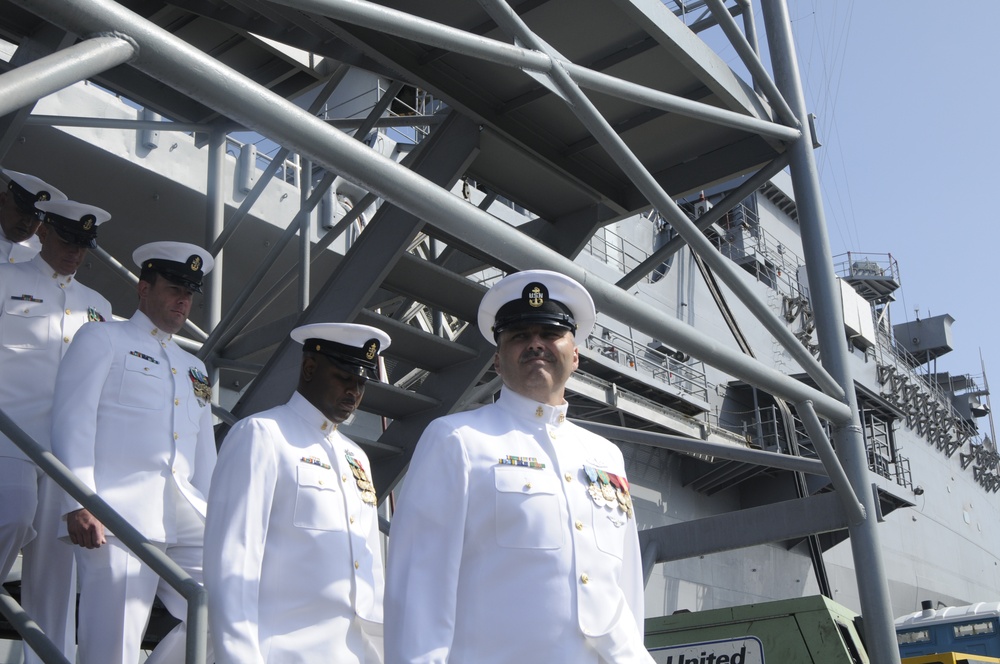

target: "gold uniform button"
[174,399,179,406]
[173,432,179,440]
[65,309,71,315]
[524,482,532,490]
[342,474,348,483]
[319,480,324,486]
[63,337,70,343]
[580,573,590,584]
[575,520,584,531]
[564,473,573,482]
[354,561,360,570]
[350,516,355,524]
[171,368,177,375]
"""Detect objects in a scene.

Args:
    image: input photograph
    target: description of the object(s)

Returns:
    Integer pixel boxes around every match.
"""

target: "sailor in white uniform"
[0,169,67,264]
[205,322,390,664]
[384,270,653,664]
[51,241,217,664]
[0,200,112,664]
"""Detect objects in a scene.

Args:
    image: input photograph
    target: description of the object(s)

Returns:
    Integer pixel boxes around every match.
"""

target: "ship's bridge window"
[954,619,996,638]
[897,629,930,645]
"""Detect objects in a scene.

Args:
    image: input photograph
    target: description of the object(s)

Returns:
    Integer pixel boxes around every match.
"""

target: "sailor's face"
[300,353,367,424]
[494,323,578,406]
[138,276,193,334]
[37,224,87,275]
[0,192,41,243]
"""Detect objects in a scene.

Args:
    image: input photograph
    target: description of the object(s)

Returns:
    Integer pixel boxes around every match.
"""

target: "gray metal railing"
[0,409,209,664]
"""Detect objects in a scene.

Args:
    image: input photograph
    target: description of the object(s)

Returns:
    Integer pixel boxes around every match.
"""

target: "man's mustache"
[519,348,556,363]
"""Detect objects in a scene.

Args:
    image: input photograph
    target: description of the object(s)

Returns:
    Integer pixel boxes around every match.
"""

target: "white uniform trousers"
[21,473,77,664]
[75,486,212,664]
[0,462,77,664]
[0,459,38,582]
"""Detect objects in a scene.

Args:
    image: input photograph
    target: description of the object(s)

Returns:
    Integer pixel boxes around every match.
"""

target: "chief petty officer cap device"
[291,322,392,381]
[2,168,67,215]
[35,200,111,248]
[478,269,596,346]
[133,241,215,293]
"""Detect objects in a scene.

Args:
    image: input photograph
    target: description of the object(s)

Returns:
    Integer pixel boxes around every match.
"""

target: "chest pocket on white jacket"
[119,353,166,409]
[590,502,627,560]
[294,464,347,532]
[2,300,48,349]
[494,466,563,550]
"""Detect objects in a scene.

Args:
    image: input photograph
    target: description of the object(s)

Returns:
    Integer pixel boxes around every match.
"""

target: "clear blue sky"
[751,2,999,393]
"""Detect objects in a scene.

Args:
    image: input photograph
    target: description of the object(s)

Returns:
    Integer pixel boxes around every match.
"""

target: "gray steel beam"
[797,400,865,524]
[24,115,205,133]
[760,1,900,662]
[205,127,226,400]
[0,34,136,119]
[573,420,827,476]
[638,491,849,573]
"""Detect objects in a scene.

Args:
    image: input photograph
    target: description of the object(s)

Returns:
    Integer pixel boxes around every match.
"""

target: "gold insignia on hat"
[315,343,322,351]
[189,255,202,272]
[38,191,51,202]
[82,215,96,231]
[365,339,379,360]
[527,285,544,308]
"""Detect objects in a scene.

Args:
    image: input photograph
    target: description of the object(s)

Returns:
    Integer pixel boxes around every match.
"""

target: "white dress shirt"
[384,388,651,664]
[51,309,216,540]
[205,391,384,664]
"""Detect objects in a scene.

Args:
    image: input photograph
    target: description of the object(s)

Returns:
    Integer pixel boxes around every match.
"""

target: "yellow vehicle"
[902,653,1000,664]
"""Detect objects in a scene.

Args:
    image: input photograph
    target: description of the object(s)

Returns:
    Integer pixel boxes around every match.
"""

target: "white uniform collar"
[29,252,74,284]
[130,309,174,343]
[289,390,339,434]
[497,388,568,426]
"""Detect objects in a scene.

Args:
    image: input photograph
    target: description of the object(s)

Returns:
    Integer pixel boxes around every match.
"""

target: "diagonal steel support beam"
[617,151,791,289]
[477,0,843,401]
[0,34,136,118]
[703,0,796,126]
[209,63,354,257]
[797,400,865,524]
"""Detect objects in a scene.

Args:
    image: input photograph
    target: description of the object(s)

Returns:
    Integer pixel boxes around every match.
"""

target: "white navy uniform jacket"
[204,391,384,664]
[51,309,216,541]
[0,255,111,459]
[384,389,652,664]
[0,231,41,265]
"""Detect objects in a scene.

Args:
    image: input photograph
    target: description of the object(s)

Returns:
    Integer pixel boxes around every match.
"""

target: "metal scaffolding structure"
[0,0,902,662]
